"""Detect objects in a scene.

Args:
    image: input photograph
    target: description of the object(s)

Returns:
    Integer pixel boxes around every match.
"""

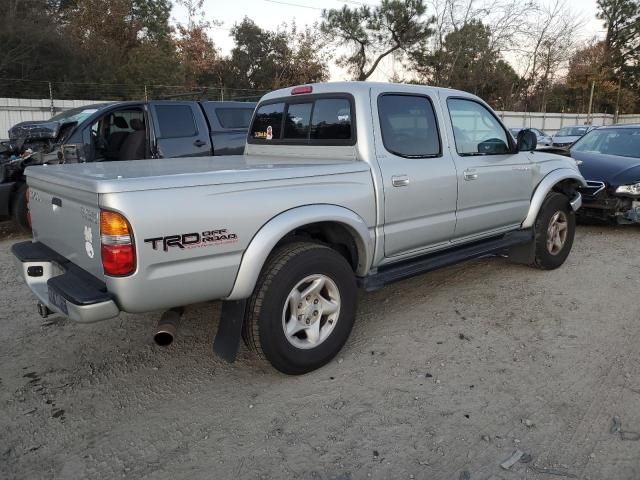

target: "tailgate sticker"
[84,226,95,258]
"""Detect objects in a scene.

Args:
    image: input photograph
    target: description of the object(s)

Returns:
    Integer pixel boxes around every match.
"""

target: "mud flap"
[212,300,247,363]
[507,236,535,264]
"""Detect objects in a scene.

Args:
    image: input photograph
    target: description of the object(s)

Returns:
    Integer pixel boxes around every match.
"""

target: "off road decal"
[144,229,238,252]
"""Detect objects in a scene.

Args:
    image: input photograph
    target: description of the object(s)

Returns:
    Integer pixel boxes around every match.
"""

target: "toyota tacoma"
[12,82,586,374]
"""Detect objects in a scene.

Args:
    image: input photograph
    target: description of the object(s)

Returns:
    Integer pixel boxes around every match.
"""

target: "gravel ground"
[1,219,639,480]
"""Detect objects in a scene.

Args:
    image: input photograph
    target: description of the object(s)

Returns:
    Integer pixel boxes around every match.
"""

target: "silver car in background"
[552,125,598,148]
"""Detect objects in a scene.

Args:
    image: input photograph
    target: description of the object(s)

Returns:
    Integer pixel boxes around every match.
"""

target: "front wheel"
[242,242,357,375]
[531,192,576,270]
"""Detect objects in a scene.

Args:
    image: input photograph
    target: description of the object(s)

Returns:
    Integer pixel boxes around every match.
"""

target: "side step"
[359,229,533,291]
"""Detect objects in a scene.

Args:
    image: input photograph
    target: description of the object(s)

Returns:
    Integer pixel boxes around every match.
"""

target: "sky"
[173,0,606,82]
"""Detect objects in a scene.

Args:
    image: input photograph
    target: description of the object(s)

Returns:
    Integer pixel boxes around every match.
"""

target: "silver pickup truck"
[13,82,586,374]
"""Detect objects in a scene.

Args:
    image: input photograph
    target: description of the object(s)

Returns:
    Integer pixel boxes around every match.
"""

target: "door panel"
[149,102,211,157]
[445,97,533,238]
[372,88,459,257]
[453,155,533,237]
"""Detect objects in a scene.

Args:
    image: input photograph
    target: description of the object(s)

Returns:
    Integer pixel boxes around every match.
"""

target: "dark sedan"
[569,124,640,224]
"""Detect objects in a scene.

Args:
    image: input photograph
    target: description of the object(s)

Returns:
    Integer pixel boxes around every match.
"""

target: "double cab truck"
[1,100,256,230]
[12,82,586,374]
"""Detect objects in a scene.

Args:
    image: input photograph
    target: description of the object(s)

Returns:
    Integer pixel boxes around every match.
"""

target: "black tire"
[531,192,575,270]
[242,242,357,375]
[11,182,31,233]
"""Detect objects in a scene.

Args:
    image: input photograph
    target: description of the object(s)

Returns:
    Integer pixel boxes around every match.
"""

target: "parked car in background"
[12,81,585,374]
[552,125,597,148]
[509,127,552,147]
[568,124,640,224]
[0,100,256,231]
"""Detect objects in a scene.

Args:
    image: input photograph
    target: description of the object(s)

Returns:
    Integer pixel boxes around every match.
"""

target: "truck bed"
[24,153,375,313]
[26,155,366,193]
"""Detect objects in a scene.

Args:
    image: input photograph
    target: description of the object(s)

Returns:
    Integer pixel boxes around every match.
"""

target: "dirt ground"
[1,219,639,480]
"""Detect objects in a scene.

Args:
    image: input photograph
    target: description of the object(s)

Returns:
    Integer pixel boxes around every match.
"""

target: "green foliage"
[410,20,518,108]
[222,18,328,91]
[321,0,434,80]
[597,0,640,89]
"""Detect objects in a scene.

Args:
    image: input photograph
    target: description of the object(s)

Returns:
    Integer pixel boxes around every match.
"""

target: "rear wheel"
[531,192,575,270]
[11,182,31,233]
[242,242,357,375]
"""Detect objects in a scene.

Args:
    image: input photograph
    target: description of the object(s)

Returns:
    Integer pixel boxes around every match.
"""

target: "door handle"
[463,170,479,181]
[392,175,410,187]
[193,139,206,147]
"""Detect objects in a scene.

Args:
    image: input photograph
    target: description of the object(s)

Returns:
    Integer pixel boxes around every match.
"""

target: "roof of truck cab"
[259,81,479,103]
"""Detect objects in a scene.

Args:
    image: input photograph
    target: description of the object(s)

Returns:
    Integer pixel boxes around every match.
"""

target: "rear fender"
[225,205,373,300]
[522,169,586,229]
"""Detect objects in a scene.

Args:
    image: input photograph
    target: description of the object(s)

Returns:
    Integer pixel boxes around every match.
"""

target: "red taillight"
[291,85,312,95]
[101,243,135,276]
[100,210,135,276]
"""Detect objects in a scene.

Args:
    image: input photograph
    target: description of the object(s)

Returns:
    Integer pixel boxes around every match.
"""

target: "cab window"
[378,94,440,158]
[448,98,510,155]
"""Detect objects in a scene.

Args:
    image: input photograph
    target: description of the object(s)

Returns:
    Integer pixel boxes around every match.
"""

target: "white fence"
[0,97,107,140]
[2,97,640,140]
[497,111,640,134]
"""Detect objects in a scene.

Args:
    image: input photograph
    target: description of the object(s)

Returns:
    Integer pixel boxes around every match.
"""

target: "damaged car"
[0,100,256,231]
[569,124,640,224]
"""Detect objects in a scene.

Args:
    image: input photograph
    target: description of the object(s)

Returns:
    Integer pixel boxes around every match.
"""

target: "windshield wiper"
[459,152,488,157]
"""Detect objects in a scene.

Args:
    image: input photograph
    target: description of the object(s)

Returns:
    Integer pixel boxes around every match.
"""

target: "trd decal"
[144,229,238,252]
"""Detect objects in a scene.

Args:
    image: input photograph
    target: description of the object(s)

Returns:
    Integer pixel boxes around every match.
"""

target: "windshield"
[571,128,640,158]
[556,126,589,137]
[50,107,100,124]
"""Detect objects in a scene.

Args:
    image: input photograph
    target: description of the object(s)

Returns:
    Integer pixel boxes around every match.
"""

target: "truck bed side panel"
[100,167,375,313]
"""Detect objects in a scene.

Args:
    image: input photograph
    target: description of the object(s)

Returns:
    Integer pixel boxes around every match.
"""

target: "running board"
[359,230,533,291]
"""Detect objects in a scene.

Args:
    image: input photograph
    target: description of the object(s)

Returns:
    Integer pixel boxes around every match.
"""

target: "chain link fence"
[0,78,269,104]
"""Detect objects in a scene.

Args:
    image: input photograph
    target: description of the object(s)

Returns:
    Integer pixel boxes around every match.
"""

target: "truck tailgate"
[27,175,104,280]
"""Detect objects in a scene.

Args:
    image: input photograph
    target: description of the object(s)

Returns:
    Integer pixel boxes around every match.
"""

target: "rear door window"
[155,105,197,138]
[378,94,441,157]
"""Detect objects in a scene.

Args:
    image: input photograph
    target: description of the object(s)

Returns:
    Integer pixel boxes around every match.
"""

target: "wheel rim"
[546,210,569,255]
[281,274,341,350]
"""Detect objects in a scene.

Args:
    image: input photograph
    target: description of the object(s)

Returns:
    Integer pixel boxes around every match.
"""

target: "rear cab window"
[249,94,355,145]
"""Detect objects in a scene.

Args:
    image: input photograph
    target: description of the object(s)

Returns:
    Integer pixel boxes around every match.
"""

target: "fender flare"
[225,204,373,300]
[521,168,587,229]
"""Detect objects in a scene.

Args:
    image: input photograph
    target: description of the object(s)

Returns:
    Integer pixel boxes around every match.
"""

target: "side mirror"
[516,129,537,152]
[478,138,510,154]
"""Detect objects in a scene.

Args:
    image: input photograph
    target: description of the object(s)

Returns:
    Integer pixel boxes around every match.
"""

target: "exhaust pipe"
[153,307,184,346]
[37,302,52,318]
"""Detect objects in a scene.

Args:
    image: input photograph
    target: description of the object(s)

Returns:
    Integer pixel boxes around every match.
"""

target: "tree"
[410,20,519,107]
[596,0,640,90]
[0,0,85,94]
[321,0,434,81]
[174,0,221,87]
[222,18,328,93]
[519,0,583,112]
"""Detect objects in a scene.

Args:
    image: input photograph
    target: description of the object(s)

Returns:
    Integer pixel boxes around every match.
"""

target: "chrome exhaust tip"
[153,307,184,347]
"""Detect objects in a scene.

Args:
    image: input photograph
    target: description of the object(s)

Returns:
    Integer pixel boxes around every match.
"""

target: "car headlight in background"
[615,183,640,196]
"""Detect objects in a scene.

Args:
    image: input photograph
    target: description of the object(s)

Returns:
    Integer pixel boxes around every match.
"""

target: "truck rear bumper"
[12,241,120,323]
